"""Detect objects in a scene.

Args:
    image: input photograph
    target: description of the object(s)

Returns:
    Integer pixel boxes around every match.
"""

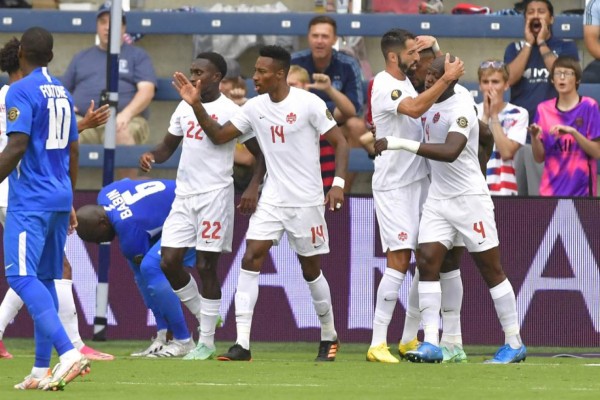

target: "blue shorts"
[4,211,69,280]
[144,239,196,267]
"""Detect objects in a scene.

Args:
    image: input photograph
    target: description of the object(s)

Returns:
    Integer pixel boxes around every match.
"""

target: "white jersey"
[371,71,429,191]
[475,102,528,195]
[230,87,336,207]
[423,92,489,199]
[168,94,250,196]
[0,85,9,208]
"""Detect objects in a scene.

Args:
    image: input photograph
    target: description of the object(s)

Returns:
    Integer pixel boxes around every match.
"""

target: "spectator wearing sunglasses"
[528,56,600,196]
[475,60,529,196]
[503,0,579,195]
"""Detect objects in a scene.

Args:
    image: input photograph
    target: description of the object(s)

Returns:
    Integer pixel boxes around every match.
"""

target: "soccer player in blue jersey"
[76,179,197,357]
[0,27,89,391]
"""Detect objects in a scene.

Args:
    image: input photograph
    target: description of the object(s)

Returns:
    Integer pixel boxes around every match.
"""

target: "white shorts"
[418,195,499,253]
[373,177,429,252]
[161,185,234,253]
[246,202,329,257]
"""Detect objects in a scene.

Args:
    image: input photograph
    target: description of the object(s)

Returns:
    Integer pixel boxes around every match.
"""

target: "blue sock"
[141,257,190,340]
[129,261,169,332]
[8,277,74,366]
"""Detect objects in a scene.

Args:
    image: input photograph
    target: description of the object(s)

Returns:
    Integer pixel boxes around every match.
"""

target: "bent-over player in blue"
[76,178,197,357]
[1,27,89,391]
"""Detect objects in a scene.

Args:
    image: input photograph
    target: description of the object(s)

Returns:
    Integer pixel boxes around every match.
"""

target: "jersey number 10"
[45,98,71,150]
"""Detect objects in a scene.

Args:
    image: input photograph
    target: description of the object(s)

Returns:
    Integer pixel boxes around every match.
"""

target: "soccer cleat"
[14,370,52,390]
[315,339,339,362]
[0,340,13,359]
[484,344,527,364]
[148,338,195,358]
[131,335,168,357]
[183,343,217,361]
[441,345,468,363]
[398,338,420,359]
[217,344,252,361]
[43,354,90,391]
[366,343,399,363]
[80,344,115,361]
[405,342,443,363]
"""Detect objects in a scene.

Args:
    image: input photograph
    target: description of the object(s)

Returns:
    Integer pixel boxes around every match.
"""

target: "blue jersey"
[5,67,78,211]
[291,48,364,115]
[98,179,176,262]
[504,36,579,125]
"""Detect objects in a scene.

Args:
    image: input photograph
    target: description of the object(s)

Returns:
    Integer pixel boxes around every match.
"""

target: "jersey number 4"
[45,98,71,150]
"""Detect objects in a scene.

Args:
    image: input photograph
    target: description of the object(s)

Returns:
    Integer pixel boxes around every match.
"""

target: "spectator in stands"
[504,0,579,195]
[287,64,355,192]
[292,15,364,192]
[61,1,157,178]
[583,0,600,82]
[529,56,600,196]
[220,58,248,106]
[476,60,529,196]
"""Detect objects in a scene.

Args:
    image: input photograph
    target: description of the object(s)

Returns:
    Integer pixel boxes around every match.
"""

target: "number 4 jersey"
[5,67,78,211]
[98,179,176,261]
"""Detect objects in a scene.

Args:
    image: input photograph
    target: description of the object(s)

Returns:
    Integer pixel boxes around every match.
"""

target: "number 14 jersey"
[230,87,336,207]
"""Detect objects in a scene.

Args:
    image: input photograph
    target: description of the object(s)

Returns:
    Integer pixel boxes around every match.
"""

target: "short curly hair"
[0,37,20,74]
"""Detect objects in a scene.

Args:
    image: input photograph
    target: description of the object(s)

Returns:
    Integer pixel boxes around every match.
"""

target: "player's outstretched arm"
[77,100,110,132]
[172,71,241,144]
[238,138,265,215]
[379,131,467,163]
[0,133,28,183]
[139,133,182,172]
[323,125,348,211]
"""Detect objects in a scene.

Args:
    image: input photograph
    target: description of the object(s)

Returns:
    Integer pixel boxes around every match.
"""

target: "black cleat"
[216,344,252,361]
[315,339,339,362]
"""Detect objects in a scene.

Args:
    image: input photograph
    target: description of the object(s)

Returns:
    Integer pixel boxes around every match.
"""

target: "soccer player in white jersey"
[171,45,349,362]
[367,29,465,364]
[140,52,263,360]
[0,37,113,363]
[375,55,527,364]
[476,60,528,195]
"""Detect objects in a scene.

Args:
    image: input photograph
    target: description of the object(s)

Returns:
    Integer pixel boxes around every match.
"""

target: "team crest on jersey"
[575,117,583,128]
[456,116,468,128]
[286,112,297,124]
[391,89,401,100]
[433,112,440,123]
[7,107,19,122]
[325,109,333,121]
[211,114,219,121]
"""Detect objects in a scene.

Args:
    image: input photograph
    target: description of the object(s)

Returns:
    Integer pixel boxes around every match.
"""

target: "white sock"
[0,288,24,340]
[55,279,84,350]
[490,279,522,348]
[199,296,221,347]
[59,348,80,366]
[307,272,337,342]
[401,269,421,344]
[31,367,49,379]
[174,276,203,324]
[371,268,405,346]
[235,269,259,350]
[439,270,463,347]
[419,281,442,347]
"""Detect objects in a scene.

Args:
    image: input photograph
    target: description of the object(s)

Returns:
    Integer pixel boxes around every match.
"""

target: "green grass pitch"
[1,339,599,399]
